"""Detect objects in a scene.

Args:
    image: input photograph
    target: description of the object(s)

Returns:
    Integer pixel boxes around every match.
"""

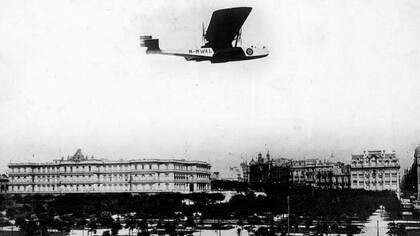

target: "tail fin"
[140,35,161,54]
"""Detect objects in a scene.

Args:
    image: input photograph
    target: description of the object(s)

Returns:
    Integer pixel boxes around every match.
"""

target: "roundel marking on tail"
[246,48,253,55]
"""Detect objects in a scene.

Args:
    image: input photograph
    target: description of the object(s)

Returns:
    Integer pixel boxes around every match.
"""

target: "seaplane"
[140,7,269,63]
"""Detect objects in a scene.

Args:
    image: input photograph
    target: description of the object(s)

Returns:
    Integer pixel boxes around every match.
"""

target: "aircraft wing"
[204,7,252,51]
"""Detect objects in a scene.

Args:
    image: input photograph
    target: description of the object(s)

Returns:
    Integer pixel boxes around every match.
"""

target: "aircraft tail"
[140,35,161,54]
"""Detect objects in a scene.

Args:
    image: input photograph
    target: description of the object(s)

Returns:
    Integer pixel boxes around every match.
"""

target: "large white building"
[350,150,400,193]
[7,149,211,194]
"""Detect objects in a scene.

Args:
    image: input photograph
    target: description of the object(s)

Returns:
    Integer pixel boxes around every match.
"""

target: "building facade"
[7,149,211,194]
[249,152,291,187]
[0,174,8,193]
[249,152,274,184]
[240,161,250,182]
[329,163,351,190]
[350,150,400,193]
[415,145,420,200]
[290,159,350,190]
[248,152,350,190]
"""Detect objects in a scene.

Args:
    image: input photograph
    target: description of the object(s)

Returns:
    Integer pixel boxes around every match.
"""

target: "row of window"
[10,174,210,184]
[10,163,210,174]
[351,160,398,166]
[352,180,398,184]
[351,173,398,178]
[9,183,210,192]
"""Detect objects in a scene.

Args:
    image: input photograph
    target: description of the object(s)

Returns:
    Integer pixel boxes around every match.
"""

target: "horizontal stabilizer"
[140,35,161,53]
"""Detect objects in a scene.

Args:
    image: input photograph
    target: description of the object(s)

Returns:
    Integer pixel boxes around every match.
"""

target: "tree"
[387,223,407,236]
[52,216,67,236]
[255,226,269,236]
[6,207,17,219]
[345,224,359,236]
[164,222,176,236]
[15,217,28,234]
[156,218,163,229]
[87,217,98,236]
[185,215,196,228]
[289,215,299,231]
[125,215,138,236]
[304,217,313,231]
[111,220,122,236]
[99,211,114,227]
[137,218,150,236]
[77,217,88,230]
[25,219,39,236]
[38,212,50,236]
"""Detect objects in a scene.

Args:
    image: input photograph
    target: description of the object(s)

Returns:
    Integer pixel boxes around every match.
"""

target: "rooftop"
[8,149,210,167]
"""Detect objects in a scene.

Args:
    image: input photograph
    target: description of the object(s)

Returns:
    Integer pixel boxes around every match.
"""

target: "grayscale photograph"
[0,0,419,235]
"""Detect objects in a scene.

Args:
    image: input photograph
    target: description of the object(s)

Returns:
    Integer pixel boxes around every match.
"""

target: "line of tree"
[0,188,401,235]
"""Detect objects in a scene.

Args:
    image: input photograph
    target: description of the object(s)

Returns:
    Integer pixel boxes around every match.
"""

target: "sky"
[0,0,419,174]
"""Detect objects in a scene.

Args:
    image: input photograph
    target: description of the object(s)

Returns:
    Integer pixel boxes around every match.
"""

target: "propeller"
[235,28,242,47]
[202,22,206,44]
[238,28,242,45]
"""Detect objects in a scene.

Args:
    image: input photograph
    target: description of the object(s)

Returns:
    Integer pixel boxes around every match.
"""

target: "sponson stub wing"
[170,53,211,62]
[204,7,252,51]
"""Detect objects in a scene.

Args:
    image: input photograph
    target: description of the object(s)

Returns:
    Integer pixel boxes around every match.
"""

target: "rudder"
[140,35,161,53]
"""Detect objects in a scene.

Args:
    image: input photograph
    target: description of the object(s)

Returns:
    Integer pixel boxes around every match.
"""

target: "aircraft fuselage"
[158,46,269,63]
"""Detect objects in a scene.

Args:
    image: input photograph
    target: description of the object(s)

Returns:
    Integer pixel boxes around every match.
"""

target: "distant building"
[270,158,292,185]
[213,160,249,182]
[221,166,245,181]
[249,152,273,184]
[350,150,400,193]
[290,159,317,186]
[211,172,220,180]
[290,159,350,190]
[7,149,211,194]
[330,163,351,190]
[249,152,291,187]
[0,174,8,193]
[249,152,350,190]
[240,161,250,182]
[415,145,420,200]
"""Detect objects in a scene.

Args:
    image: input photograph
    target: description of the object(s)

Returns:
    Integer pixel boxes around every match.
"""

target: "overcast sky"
[0,0,419,174]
